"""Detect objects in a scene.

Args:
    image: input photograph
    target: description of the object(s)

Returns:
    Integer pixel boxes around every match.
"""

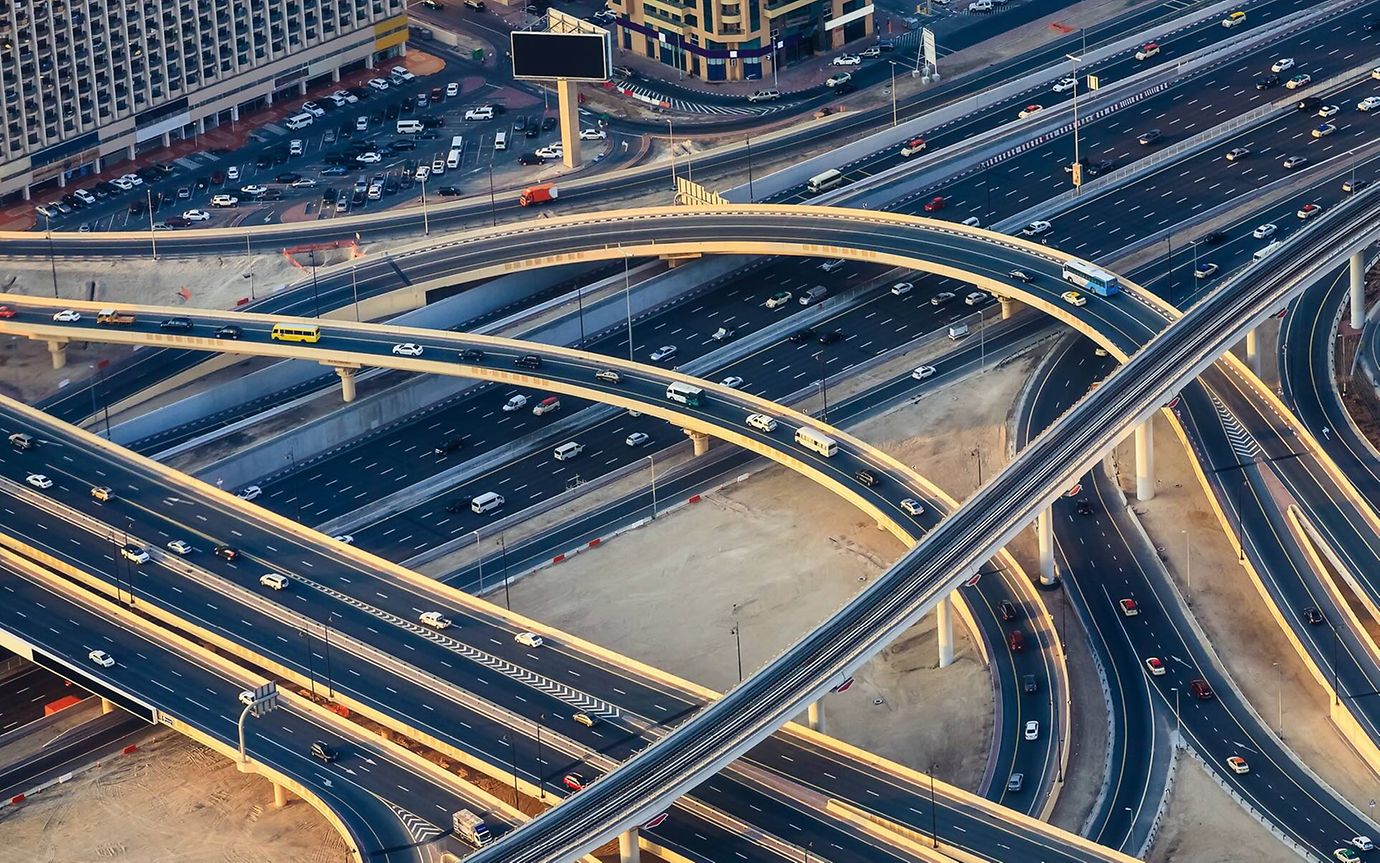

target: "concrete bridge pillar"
[999,296,1020,319]
[689,431,710,456]
[100,697,114,715]
[807,700,826,734]
[1244,328,1261,376]
[48,340,67,369]
[335,367,357,402]
[1351,251,1366,330]
[619,828,641,863]
[937,594,955,668]
[1038,507,1057,586]
[331,67,342,83]
[273,782,289,808]
[1135,421,1155,501]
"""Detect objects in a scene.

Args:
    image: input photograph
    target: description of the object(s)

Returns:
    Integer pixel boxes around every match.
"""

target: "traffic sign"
[965,572,982,587]
[643,812,668,830]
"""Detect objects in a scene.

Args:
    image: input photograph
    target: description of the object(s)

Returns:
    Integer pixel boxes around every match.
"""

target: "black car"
[310,741,338,763]
[390,139,417,151]
[459,348,485,361]
[386,105,399,120]
[1088,158,1115,176]
[437,186,463,196]
[136,165,162,181]
[213,544,239,560]
[1022,674,1037,693]
[1365,17,1378,29]
[788,328,815,343]
[542,116,557,131]
[62,193,84,209]
[275,173,302,184]
[434,438,464,455]
[255,155,272,168]
[816,329,843,344]
[519,153,546,166]
[525,123,540,138]
[1076,498,1094,516]
[444,495,475,513]
[1255,74,1279,90]
[1201,230,1227,246]
[422,115,446,128]
[854,469,877,487]
[1008,269,1033,283]
[127,201,144,215]
[216,324,242,340]
[998,600,1017,621]
[833,81,857,95]
[1303,606,1325,625]
[1295,96,1321,112]
[515,353,543,369]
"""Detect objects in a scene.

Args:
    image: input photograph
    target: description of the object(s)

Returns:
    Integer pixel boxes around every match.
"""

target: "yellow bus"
[270,323,321,343]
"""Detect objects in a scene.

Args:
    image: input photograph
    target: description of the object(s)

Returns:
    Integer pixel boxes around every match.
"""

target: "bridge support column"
[556,78,582,169]
[1244,328,1261,375]
[100,697,114,715]
[1135,421,1155,501]
[619,828,641,863]
[999,296,1020,319]
[1038,507,1058,586]
[273,782,289,808]
[807,700,826,734]
[48,340,67,370]
[331,67,342,83]
[335,367,357,402]
[937,594,954,668]
[1351,251,1367,330]
[689,431,710,456]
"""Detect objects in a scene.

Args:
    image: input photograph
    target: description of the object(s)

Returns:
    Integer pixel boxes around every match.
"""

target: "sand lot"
[1148,754,1289,863]
[0,733,344,863]
[507,346,1051,787]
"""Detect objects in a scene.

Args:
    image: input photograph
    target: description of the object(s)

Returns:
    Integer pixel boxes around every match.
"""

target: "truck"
[453,809,492,846]
[96,308,137,325]
[518,184,558,206]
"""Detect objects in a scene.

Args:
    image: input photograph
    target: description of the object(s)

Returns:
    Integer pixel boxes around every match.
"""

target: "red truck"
[518,184,558,207]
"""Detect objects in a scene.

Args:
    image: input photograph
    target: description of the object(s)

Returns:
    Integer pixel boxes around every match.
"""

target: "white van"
[450,135,465,150]
[447,148,462,169]
[471,492,505,514]
[799,285,829,306]
[948,323,970,340]
[285,113,314,131]
[553,442,584,461]
[396,119,424,134]
[494,131,508,151]
[806,168,845,194]
[795,426,839,457]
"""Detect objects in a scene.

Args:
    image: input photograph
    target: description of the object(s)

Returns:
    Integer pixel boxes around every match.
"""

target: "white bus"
[806,169,845,195]
[795,426,839,457]
[1061,258,1120,296]
[666,382,704,407]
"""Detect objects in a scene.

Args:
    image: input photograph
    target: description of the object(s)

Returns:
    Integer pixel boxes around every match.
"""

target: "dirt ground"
[1147,754,1287,863]
[1112,412,1380,814]
[506,346,1050,788]
[0,733,346,863]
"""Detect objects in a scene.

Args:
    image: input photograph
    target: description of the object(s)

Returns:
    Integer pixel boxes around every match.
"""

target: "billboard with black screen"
[510,31,611,81]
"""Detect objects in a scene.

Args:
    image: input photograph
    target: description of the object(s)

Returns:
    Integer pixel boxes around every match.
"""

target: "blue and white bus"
[1061,258,1120,296]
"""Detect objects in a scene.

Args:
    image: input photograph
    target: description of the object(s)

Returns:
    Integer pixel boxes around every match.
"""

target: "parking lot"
[32,61,606,233]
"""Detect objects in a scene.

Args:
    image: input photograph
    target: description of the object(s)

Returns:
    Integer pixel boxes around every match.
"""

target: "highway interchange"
[6,0,1380,861]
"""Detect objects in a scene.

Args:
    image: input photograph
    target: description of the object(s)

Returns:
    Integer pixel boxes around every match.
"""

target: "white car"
[900,498,926,516]
[367,77,391,91]
[1252,223,1277,239]
[1271,57,1295,73]
[211,194,239,207]
[237,485,262,501]
[26,473,53,489]
[356,152,383,164]
[226,166,241,180]
[1024,720,1039,740]
[911,365,936,380]
[289,138,305,156]
[167,539,193,555]
[391,66,416,81]
[333,534,355,544]
[52,309,81,322]
[1351,837,1375,852]
[1061,290,1087,307]
[1317,104,1340,118]
[825,72,852,88]
[535,143,564,159]
[891,281,913,296]
[831,54,862,67]
[1051,77,1076,93]
[625,431,651,447]
[120,545,150,564]
[747,413,778,433]
[1021,219,1052,237]
[1226,755,1250,774]
[720,375,745,389]
[414,165,431,182]
[503,394,528,412]
[88,649,115,668]
[580,128,607,140]
[464,106,495,121]
[446,82,460,97]
[1360,96,1380,112]
[650,345,677,362]
[419,611,453,629]
[119,173,144,187]
[964,291,987,306]
[259,573,289,590]
[110,177,135,191]
[1018,104,1043,119]
[301,102,325,117]
[182,209,211,222]
[333,89,359,104]
[392,342,425,357]
[515,631,545,648]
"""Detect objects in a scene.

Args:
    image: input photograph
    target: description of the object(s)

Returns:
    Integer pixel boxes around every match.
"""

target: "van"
[948,324,970,340]
[554,442,584,461]
[447,148,462,169]
[8,432,34,450]
[396,119,424,134]
[806,168,844,194]
[471,492,505,514]
[494,131,508,151]
[799,285,829,306]
[1008,630,1025,652]
[450,135,465,150]
[533,396,561,416]
[285,113,314,131]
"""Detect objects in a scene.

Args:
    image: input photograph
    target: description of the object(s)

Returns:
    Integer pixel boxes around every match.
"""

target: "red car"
[0,305,15,319]
[562,773,585,791]
[923,196,946,212]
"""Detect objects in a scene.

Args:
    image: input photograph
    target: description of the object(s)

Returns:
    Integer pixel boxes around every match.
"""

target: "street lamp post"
[351,263,360,322]
[45,214,60,298]
[488,158,497,227]
[1182,528,1192,603]
[302,627,317,698]
[648,454,659,518]
[325,612,338,699]
[970,446,983,487]
[420,176,430,236]
[499,535,511,610]
[474,529,485,592]
[890,62,898,127]
[146,188,159,260]
[929,765,938,848]
[814,350,829,421]
[535,713,545,799]
[1171,686,1181,738]
[666,118,677,189]
[622,245,635,361]
[1067,54,1083,193]
[745,136,755,201]
[731,603,743,683]
[1273,661,1282,737]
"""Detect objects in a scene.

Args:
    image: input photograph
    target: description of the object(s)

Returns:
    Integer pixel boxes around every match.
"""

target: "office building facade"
[0,0,409,202]
[609,0,872,82]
